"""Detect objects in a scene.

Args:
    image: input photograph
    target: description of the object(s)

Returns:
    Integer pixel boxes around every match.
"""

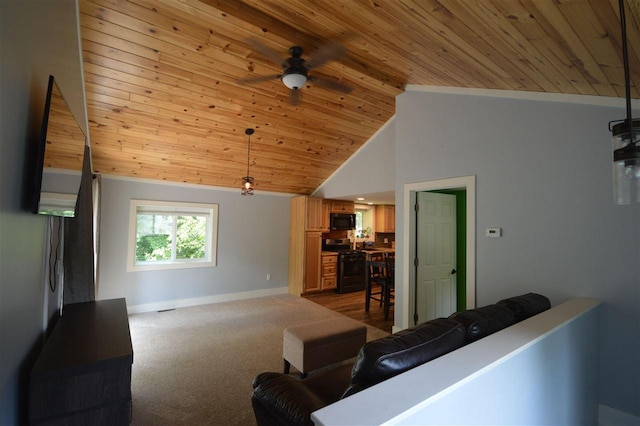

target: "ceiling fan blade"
[245,37,286,67]
[309,75,353,94]
[290,88,301,105]
[306,41,345,69]
[237,74,282,85]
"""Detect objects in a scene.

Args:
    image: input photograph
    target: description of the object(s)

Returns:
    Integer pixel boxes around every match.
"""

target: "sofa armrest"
[449,304,516,343]
[497,293,551,322]
[251,372,326,426]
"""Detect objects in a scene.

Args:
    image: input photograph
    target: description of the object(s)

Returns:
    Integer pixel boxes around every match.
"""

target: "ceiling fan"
[238,38,353,105]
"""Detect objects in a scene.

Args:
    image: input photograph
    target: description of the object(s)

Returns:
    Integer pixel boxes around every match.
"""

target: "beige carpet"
[128,294,389,426]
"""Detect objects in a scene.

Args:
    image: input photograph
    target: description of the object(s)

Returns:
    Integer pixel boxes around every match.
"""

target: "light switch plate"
[485,227,501,238]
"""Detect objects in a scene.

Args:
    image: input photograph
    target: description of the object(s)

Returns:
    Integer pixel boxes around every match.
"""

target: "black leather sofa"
[251,293,550,426]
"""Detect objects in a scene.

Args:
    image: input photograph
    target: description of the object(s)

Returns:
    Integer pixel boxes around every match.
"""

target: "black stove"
[322,239,366,293]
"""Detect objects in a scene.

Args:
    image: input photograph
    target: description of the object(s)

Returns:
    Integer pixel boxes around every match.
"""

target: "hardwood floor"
[303,289,393,334]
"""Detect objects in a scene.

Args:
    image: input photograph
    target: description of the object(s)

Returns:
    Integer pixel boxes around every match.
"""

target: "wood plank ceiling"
[75,0,640,195]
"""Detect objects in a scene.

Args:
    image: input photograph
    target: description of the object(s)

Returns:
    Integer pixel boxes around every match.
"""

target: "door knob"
[451,269,457,275]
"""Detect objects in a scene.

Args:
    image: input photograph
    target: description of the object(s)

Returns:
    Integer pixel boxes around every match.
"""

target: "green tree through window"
[128,200,218,271]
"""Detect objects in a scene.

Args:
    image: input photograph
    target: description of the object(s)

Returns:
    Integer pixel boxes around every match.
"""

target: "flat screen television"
[31,75,86,217]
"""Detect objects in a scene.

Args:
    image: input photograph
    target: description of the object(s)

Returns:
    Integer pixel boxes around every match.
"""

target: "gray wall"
[315,118,395,199]
[0,0,86,423]
[394,89,639,416]
[97,177,291,309]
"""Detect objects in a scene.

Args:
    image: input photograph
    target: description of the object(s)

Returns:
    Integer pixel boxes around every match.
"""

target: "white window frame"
[127,199,218,272]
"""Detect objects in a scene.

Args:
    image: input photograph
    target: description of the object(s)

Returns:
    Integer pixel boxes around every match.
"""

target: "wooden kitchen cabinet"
[303,232,322,293]
[289,196,324,296]
[321,253,338,290]
[330,200,355,213]
[376,204,395,232]
[322,199,331,232]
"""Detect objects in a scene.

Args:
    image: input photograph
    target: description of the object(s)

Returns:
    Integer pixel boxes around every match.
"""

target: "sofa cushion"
[252,372,325,426]
[497,292,551,322]
[349,318,465,390]
[449,304,516,343]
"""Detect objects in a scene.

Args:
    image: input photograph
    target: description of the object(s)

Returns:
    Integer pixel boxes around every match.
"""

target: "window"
[127,200,218,271]
[354,206,373,238]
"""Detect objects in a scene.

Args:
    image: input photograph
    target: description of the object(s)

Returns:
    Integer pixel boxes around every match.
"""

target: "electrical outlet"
[266,274,271,281]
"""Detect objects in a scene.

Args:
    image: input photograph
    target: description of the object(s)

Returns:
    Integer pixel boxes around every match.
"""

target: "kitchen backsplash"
[374,232,395,248]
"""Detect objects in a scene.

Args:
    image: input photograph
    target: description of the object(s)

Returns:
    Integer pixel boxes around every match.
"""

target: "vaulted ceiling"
[74,0,640,195]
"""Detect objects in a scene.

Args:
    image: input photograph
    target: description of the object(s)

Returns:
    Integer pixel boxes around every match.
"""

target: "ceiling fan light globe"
[282,73,307,89]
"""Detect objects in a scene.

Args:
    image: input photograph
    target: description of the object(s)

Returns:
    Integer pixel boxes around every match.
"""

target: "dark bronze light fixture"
[610,0,640,204]
[241,128,255,196]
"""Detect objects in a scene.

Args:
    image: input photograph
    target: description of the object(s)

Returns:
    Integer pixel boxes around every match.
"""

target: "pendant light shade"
[241,128,255,196]
[612,120,640,204]
[610,0,640,204]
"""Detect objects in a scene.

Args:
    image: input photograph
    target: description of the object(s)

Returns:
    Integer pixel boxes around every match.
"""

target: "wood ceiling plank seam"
[83,39,195,82]
[381,0,526,89]
[238,0,433,85]
[589,0,640,98]
[85,12,256,85]
[149,92,382,139]
[89,128,144,147]
[90,107,365,165]
[83,51,193,92]
[367,0,513,89]
[85,111,179,145]
[82,61,244,117]
[86,89,160,115]
[435,0,560,93]
[81,0,212,50]
[84,79,131,100]
[84,65,382,171]
[81,8,256,75]
[96,0,215,41]
[80,26,161,61]
[241,0,355,45]
[405,0,542,90]
[161,87,387,137]
[83,13,392,110]
[128,90,244,122]
[183,69,392,119]
[283,0,463,88]
[488,0,595,95]
[554,0,630,98]
[88,97,372,148]
[521,0,618,97]
[199,0,406,90]
[119,0,219,35]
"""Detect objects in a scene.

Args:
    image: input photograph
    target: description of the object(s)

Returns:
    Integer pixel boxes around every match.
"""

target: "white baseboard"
[599,404,640,426]
[126,286,289,314]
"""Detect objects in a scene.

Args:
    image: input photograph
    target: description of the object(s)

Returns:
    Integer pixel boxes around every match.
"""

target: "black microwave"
[330,213,356,230]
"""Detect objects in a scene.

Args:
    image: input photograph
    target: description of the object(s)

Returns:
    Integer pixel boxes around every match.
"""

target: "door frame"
[400,175,476,331]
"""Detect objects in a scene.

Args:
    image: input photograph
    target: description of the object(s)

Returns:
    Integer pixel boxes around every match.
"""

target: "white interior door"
[416,192,457,323]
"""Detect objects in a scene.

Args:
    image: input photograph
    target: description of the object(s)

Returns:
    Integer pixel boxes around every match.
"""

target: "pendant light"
[241,128,255,196]
[610,0,640,204]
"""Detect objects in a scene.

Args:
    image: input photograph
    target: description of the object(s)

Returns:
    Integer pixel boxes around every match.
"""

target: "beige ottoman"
[283,317,367,378]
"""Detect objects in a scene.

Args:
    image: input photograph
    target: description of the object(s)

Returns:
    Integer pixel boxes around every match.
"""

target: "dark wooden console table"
[29,298,133,425]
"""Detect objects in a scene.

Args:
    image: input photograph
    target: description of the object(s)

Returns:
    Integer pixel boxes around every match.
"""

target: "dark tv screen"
[32,75,86,217]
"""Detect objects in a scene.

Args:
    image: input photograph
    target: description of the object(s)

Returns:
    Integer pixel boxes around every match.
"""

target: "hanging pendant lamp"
[610,0,640,204]
[241,128,255,196]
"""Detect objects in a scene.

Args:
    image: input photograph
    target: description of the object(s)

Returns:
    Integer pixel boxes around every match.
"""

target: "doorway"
[415,192,458,324]
[400,176,476,331]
